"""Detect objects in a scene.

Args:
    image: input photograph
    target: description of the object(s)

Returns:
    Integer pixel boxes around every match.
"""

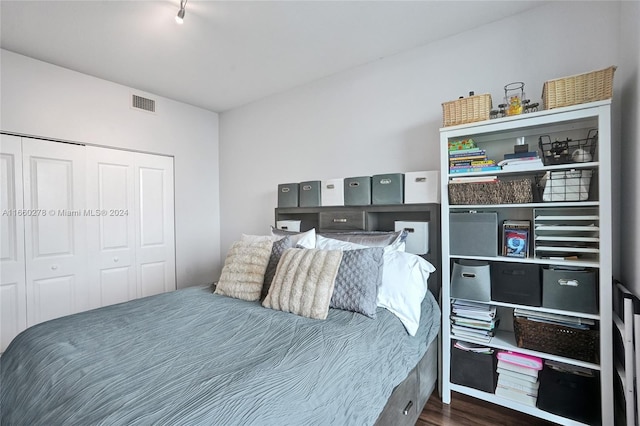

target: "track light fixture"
[175,0,187,24]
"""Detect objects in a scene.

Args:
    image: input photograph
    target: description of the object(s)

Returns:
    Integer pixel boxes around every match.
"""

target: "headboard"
[274,203,442,301]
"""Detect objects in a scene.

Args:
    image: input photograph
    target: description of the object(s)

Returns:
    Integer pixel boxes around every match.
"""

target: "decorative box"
[277,183,299,208]
[344,176,371,206]
[404,171,440,204]
[321,178,344,206]
[372,173,404,205]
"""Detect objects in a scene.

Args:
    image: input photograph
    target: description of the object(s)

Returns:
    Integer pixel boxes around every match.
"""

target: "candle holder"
[504,82,525,116]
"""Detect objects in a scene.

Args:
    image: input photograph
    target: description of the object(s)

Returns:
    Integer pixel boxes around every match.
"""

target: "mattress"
[1,285,440,425]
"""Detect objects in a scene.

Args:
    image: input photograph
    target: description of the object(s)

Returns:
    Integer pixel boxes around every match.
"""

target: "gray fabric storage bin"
[451,260,491,302]
[449,212,498,257]
[277,183,299,207]
[298,180,321,207]
[491,262,541,306]
[372,173,404,205]
[542,267,598,314]
[344,176,372,206]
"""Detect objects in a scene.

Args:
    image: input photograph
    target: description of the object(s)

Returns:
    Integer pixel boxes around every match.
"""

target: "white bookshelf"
[440,100,613,425]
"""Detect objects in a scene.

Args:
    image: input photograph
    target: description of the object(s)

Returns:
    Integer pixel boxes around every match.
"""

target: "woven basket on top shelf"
[542,66,616,110]
[442,94,492,127]
[448,177,534,205]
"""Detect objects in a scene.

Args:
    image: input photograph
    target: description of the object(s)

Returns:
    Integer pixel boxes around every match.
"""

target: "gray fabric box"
[449,212,498,257]
[372,173,404,205]
[277,183,299,207]
[344,176,372,206]
[299,180,321,207]
[451,260,491,302]
[542,268,598,313]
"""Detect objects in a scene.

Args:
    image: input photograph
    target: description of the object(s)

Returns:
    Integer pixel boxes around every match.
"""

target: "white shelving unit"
[440,100,613,425]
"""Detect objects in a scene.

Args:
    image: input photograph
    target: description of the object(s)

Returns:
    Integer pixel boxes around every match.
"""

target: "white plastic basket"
[542,170,592,202]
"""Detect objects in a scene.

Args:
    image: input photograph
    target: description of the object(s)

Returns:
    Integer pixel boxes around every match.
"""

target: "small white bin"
[321,178,344,206]
[404,171,440,204]
[395,221,429,255]
[276,220,301,232]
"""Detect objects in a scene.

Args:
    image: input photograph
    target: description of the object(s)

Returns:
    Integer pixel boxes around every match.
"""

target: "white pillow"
[315,234,367,251]
[270,227,316,249]
[376,251,436,336]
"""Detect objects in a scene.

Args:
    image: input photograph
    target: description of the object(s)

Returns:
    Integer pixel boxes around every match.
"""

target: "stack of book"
[495,351,543,406]
[449,141,500,174]
[451,299,499,343]
[498,150,544,171]
[514,308,595,330]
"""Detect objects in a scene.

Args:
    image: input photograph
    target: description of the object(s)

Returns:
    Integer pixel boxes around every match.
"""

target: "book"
[497,360,540,378]
[450,175,498,183]
[449,166,501,174]
[450,329,492,343]
[513,308,595,326]
[500,158,544,171]
[495,386,538,406]
[497,351,543,370]
[496,367,539,383]
[497,374,540,391]
[451,324,496,337]
[451,315,500,331]
[503,151,540,160]
[496,380,539,396]
[502,220,530,258]
[453,340,493,354]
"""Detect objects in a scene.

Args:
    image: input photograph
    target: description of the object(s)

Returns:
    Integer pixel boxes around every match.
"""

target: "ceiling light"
[175,0,187,24]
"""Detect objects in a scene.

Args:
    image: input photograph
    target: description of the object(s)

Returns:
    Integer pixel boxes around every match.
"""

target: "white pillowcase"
[377,250,435,336]
[315,234,367,251]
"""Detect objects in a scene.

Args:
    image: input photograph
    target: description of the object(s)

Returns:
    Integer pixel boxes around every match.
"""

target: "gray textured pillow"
[318,230,407,248]
[330,246,385,318]
[262,236,293,300]
[215,240,273,301]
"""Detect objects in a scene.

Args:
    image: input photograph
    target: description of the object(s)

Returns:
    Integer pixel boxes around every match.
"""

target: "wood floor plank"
[417,391,557,426]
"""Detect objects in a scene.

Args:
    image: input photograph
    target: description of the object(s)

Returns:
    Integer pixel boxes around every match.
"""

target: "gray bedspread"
[1,285,440,426]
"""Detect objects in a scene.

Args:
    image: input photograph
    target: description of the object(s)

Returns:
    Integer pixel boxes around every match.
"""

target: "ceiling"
[1,1,548,113]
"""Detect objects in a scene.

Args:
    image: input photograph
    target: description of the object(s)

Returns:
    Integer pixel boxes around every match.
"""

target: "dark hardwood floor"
[417,391,557,426]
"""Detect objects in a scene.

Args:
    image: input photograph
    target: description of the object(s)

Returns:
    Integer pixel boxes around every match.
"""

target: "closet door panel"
[86,146,136,308]
[135,153,175,297]
[22,138,88,326]
[0,134,27,351]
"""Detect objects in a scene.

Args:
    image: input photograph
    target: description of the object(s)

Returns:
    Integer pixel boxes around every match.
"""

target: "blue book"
[503,151,539,159]
[449,166,501,174]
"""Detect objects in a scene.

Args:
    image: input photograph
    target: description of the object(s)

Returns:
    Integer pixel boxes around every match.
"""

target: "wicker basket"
[442,94,492,127]
[542,66,616,110]
[448,178,533,205]
[513,316,599,363]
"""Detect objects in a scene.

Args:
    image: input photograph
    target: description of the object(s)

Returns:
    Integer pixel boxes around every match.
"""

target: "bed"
[1,229,440,426]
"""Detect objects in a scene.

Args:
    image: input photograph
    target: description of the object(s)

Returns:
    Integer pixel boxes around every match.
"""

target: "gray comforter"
[1,285,440,426]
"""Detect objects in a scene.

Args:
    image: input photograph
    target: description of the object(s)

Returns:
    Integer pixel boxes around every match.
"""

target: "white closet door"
[22,138,88,326]
[134,153,175,297]
[0,135,27,351]
[86,146,136,308]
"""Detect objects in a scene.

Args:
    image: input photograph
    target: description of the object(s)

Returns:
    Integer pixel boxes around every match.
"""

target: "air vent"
[132,94,156,113]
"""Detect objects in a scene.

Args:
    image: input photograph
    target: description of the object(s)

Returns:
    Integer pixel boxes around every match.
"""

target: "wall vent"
[132,94,156,113]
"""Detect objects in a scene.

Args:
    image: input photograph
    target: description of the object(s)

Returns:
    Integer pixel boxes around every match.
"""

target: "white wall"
[219,2,623,256]
[1,49,221,288]
[619,1,640,294]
